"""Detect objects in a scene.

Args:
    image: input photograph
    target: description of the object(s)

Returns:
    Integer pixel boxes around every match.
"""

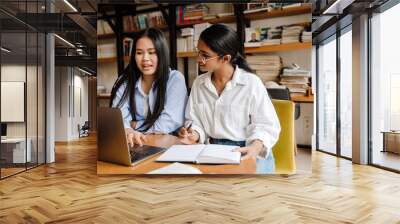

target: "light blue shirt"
[112,69,187,134]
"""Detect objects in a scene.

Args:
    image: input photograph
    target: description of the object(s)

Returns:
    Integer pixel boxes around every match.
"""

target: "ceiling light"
[78,67,93,76]
[323,0,355,15]
[54,34,75,48]
[1,47,11,53]
[63,0,78,12]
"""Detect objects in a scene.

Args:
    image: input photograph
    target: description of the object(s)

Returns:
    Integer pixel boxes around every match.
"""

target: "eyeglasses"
[195,48,220,64]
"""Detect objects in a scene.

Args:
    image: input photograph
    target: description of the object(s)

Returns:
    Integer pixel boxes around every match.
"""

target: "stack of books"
[302,31,312,42]
[177,28,195,52]
[176,4,209,25]
[263,27,282,45]
[244,3,270,14]
[97,43,116,59]
[122,11,166,32]
[279,67,311,96]
[247,55,282,83]
[193,23,211,49]
[281,25,304,44]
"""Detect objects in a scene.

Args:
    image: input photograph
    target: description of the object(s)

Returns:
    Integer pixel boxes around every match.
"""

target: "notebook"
[155,144,241,164]
[147,162,202,174]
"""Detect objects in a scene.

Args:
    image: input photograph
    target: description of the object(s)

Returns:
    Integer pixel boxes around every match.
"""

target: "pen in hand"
[183,121,193,137]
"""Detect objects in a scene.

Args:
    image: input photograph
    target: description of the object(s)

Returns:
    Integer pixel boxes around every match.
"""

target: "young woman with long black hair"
[178,24,281,173]
[111,28,187,147]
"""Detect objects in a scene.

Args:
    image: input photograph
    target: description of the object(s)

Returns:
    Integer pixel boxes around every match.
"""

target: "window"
[317,36,337,154]
[340,27,352,158]
[370,3,400,171]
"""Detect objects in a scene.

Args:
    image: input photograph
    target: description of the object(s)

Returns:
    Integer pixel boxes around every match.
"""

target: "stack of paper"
[247,55,282,83]
[281,25,304,44]
[147,162,202,174]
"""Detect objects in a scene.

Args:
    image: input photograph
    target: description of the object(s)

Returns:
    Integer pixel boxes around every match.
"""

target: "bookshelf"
[98,25,169,40]
[176,42,312,58]
[245,42,312,53]
[175,5,311,28]
[97,56,130,63]
[244,5,311,20]
[176,15,236,28]
[97,3,312,92]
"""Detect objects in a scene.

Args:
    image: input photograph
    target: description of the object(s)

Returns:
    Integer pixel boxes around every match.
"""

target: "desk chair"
[267,88,299,155]
[267,88,300,119]
[271,99,296,174]
[78,121,90,138]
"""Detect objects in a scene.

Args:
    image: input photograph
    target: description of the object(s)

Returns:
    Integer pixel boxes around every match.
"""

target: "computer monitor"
[1,123,7,138]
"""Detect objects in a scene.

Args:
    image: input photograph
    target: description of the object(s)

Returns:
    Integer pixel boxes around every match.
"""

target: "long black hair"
[110,28,170,132]
[199,24,253,73]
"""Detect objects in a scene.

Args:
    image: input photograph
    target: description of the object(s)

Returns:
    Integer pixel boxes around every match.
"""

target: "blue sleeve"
[146,70,188,134]
[112,83,133,129]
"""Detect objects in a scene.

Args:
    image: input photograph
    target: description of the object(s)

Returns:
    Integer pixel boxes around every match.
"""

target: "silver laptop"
[97,107,166,166]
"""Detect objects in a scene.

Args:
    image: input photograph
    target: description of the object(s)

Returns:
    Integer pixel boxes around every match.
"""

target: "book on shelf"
[193,22,211,48]
[156,144,241,164]
[97,43,116,59]
[281,25,304,44]
[247,55,282,83]
[176,4,209,25]
[216,12,234,17]
[181,27,194,36]
[301,31,312,42]
[97,20,114,35]
[122,11,166,33]
[282,3,303,9]
[123,38,133,57]
[137,14,148,30]
[202,14,217,20]
[279,64,311,96]
[244,3,270,14]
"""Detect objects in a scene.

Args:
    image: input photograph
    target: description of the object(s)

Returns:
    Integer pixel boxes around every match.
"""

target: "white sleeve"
[246,80,281,157]
[185,80,207,143]
[112,83,133,130]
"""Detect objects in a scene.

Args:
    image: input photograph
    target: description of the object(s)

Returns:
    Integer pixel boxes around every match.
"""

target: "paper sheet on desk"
[147,162,202,174]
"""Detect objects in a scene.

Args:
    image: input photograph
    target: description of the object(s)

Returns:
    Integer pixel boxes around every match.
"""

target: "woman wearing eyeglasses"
[111,28,187,147]
[178,24,281,174]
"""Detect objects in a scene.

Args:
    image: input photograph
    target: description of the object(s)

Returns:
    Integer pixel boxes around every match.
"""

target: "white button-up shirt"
[186,66,281,157]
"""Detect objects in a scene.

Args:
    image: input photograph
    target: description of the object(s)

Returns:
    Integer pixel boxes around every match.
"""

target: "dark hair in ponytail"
[109,27,170,132]
[199,23,253,73]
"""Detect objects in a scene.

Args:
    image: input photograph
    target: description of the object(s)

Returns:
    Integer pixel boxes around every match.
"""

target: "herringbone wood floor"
[1,135,400,223]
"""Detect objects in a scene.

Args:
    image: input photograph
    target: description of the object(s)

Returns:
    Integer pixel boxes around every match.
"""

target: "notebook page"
[197,144,241,164]
[147,162,202,174]
[155,144,205,162]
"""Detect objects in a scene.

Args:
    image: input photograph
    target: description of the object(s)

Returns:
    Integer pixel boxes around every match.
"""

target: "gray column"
[352,14,369,164]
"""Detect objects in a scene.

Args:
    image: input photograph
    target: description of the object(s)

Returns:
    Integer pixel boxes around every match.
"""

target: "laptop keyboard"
[129,145,165,163]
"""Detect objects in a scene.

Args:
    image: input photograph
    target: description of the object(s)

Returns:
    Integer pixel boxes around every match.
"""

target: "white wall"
[54,66,89,141]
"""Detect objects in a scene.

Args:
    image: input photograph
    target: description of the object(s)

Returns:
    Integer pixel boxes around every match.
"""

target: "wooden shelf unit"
[244,42,312,54]
[176,42,312,58]
[244,5,311,21]
[98,56,130,64]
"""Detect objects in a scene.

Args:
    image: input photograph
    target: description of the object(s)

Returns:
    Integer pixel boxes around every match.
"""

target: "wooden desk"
[97,134,256,175]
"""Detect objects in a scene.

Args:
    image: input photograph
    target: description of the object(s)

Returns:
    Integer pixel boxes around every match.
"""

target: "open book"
[156,144,241,164]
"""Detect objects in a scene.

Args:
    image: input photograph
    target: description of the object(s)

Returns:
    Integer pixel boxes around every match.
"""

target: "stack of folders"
[156,144,241,164]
